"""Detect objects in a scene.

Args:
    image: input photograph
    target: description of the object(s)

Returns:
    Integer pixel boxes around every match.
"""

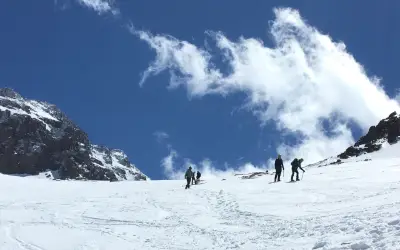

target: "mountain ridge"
[0,87,148,181]
[305,111,400,168]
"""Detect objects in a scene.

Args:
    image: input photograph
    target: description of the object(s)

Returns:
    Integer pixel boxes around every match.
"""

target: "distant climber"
[185,166,193,189]
[195,171,201,184]
[274,154,284,182]
[291,158,305,182]
[191,171,196,185]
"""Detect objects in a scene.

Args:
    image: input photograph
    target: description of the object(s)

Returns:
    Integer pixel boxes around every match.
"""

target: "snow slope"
[1,145,400,249]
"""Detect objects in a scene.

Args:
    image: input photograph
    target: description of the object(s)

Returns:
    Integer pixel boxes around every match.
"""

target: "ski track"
[1,155,400,249]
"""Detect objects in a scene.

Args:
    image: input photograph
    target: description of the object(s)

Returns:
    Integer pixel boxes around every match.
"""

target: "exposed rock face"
[338,111,400,159]
[0,88,148,181]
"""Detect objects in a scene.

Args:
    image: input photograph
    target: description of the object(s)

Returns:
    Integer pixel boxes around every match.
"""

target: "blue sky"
[1,1,400,180]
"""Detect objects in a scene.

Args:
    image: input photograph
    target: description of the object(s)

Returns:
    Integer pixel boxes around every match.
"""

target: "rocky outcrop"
[234,171,271,179]
[0,88,148,181]
[338,111,400,159]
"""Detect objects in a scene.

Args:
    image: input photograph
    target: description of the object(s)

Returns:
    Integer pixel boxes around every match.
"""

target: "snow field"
[0,153,400,249]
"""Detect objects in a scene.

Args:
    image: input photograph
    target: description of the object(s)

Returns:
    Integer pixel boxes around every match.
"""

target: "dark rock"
[329,159,343,165]
[0,88,148,181]
[237,171,269,179]
[0,88,23,99]
[338,111,400,159]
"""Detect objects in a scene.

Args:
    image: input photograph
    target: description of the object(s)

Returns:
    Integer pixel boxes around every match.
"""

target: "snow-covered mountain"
[0,92,399,248]
[305,111,400,169]
[1,140,400,249]
[0,88,148,181]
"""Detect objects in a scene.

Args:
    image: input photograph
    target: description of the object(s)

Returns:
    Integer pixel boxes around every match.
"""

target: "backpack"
[291,158,298,167]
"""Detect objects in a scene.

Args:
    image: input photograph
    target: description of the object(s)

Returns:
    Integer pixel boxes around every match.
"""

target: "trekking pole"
[301,171,304,180]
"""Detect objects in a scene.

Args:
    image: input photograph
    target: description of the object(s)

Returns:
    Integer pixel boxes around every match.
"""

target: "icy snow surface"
[1,145,400,249]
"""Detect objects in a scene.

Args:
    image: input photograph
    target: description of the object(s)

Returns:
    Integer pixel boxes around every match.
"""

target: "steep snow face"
[306,137,399,169]
[90,145,148,181]
[362,140,400,160]
[0,143,399,249]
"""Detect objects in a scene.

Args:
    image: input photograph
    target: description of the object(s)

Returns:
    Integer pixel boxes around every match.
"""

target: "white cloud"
[160,149,182,179]
[153,130,169,143]
[137,7,400,165]
[193,159,267,180]
[396,90,400,104]
[75,0,119,15]
[160,148,267,180]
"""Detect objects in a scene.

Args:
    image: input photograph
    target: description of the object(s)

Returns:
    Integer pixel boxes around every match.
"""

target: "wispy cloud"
[396,89,400,104]
[75,0,119,15]
[161,149,182,179]
[160,147,267,180]
[137,7,400,164]
[153,130,169,143]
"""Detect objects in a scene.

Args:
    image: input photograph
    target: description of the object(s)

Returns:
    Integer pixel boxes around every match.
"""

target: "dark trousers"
[185,178,191,189]
[192,177,195,184]
[291,168,299,181]
[274,169,282,182]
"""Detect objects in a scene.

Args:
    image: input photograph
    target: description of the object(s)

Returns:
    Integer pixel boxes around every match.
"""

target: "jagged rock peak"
[0,87,23,99]
[355,111,399,145]
[338,111,400,159]
[0,89,148,181]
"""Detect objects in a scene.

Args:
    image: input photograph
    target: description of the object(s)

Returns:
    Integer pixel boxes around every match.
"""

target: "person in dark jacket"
[195,171,201,184]
[291,158,305,182]
[184,166,193,189]
[191,171,196,185]
[196,171,201,180]
[274,154,284,182]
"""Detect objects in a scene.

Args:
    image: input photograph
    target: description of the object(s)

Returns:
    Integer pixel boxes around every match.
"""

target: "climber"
[274,154,284,182]
[191,170,196,185]
[184,166,193,189]
[291,158,305,182]
[196,171,201,180]
[195,171,201,184]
